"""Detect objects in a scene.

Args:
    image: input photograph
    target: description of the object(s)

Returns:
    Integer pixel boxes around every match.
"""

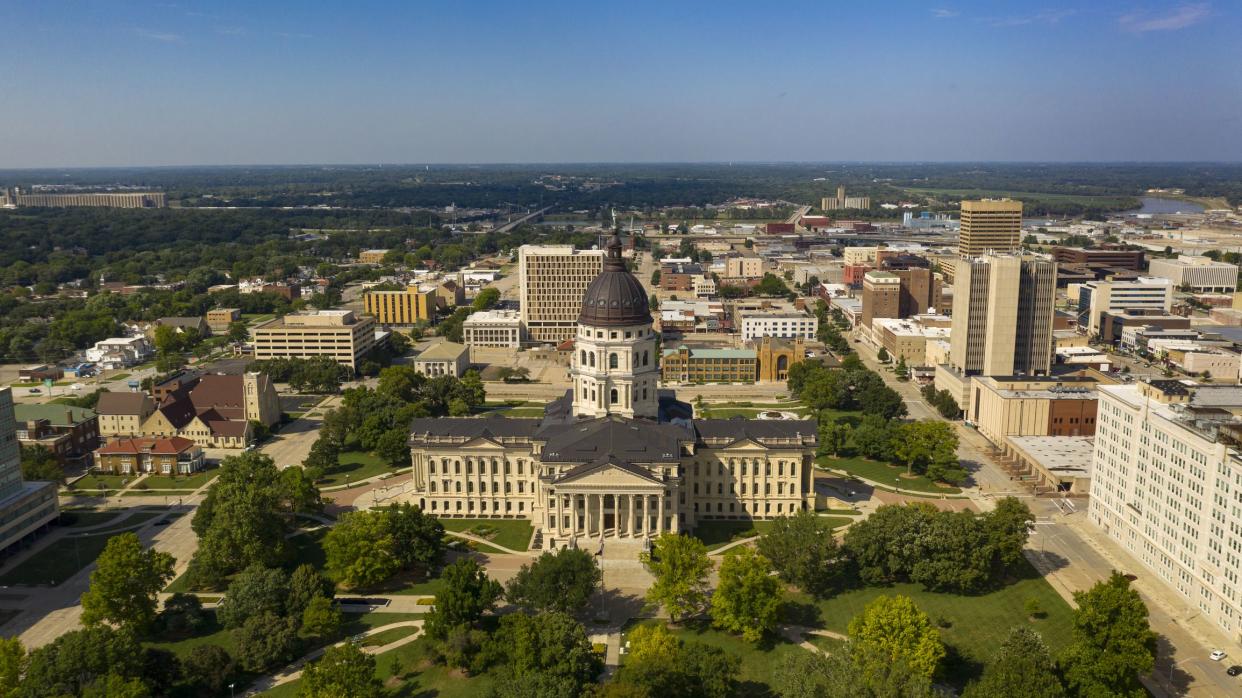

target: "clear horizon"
[2,0,1240,167]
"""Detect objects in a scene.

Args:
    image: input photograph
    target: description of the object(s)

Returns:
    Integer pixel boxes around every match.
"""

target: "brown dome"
[577,233,652,328]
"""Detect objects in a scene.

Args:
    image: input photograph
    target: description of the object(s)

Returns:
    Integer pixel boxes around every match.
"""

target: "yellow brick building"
[364,286,435,325]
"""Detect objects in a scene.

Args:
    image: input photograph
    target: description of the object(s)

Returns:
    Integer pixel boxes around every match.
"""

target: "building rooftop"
[14,403,95,425]
[416,341,469,361]
[1007,435,1095,478]
[662,346,755,360]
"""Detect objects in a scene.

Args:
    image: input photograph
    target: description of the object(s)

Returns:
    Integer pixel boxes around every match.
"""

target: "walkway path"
[245,619,424,695]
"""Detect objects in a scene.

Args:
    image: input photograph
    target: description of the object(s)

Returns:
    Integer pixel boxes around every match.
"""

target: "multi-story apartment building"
[737,310,818,341]
[364,285,436,325]
[1149,255,1240,293]
[518,245,604,343]
[0,389,59,554]
[862,272,901,329]
[404,234,818,542]
[724,254,764,280]
[252,310,376,370]
[937,254,1056,411]
[2,188,165,208]
[463,309,524,348]
[1077,277,1174,337]
[660,262,705,292]
[1091,379,1242,643]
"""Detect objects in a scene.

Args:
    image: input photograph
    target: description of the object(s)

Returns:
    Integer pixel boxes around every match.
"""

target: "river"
[1131,196,1204,215]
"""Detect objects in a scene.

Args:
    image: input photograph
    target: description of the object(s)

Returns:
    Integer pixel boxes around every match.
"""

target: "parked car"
[1210,650,1227,661]
[1226,665,1241,677]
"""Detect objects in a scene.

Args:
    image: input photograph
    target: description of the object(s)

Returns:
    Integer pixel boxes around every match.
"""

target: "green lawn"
[108,372,131,381]
[262,636,495,698]
[623,620,806,695]
[789,562,1074,688]
[75,473,141,490]
[319,451,392,487]
[288,527,329,570]
[438,518,532,551]
[692,520,775,551]
[361,625,421,647]
[142,468,221,490]
[818,456,962,495]
[0,533,117,586]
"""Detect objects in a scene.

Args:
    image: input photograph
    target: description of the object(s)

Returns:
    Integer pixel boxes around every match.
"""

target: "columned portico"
[547,487,670,540]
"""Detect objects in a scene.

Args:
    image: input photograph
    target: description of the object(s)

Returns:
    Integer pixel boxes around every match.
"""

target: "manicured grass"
[623,620,806,695]
[76,473,142,490]
[108,373,131,381]
[142,468,221,490]
[692,520,775,551]
[0,533,116,586]
[262,636,496,698]
[817,507,861,516]
[818,456,962,495]
[318,451,392,487]
[789,562,1074,688]
[438,518,532,551]
[288,527,329,570]
[361,625,421,647]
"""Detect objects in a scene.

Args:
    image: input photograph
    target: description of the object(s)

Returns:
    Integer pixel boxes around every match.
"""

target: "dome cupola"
[577,232,651,328]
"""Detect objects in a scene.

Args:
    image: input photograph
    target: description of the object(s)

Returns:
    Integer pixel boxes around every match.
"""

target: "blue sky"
[1,0,1239,166]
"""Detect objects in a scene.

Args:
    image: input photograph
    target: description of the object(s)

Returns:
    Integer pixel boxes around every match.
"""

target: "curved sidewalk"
[245,619,424,694]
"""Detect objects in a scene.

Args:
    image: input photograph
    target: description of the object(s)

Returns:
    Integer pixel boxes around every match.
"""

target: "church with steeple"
[404,233,817,547]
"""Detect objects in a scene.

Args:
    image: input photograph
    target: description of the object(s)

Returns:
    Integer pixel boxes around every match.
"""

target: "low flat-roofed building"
[359,249,390,264]
[830,297,862,327]
[252,310,377,370]
[1149,255,1239,293]
[412,341,470,377]
[1053,330,1089,350]
[206,308,241,332]
[871,316,951,367]
[969,373,1110,447]
[1003,435,1093,494]
[737,309,817,341]
[463,309,524,348]
[1098,310,1191,345]
[662,346,757,384]
[14,404,99,463]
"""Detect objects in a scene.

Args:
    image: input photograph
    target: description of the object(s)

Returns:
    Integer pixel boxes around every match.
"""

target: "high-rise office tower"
[958,199,1023,258]
[949,253,1056,377]
[518,245,605,343]
[861,271,901,328]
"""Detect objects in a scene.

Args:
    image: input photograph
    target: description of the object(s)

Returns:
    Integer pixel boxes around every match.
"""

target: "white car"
[1211,650,1227,661]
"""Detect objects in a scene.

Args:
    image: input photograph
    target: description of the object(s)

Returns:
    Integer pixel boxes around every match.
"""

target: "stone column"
[597,494,605,536]
[556,493,563,535]
[658,494,665,534]
[571,494,579,535]
[628,494,636,537]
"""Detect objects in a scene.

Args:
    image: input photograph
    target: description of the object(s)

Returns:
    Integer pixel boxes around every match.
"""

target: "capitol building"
[404,234,818,545]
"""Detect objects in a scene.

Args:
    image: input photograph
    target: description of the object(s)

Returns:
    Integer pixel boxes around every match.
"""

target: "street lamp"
[229,683,235,698]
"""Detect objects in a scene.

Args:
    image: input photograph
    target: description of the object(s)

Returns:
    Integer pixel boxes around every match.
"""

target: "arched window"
[580,350,587,364]
[589,352,596,367]
[610,388,619,404]
[609,353,619,369]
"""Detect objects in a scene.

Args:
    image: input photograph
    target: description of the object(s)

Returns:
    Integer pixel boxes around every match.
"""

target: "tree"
[1059,572,1156,698]
[848,595,945,681]
[877,347,890,363]
[287,563,335,619]
[472,287,501,311]
[80,532,175,633]
[385,502,446,572]
[0,637,24,698]
[19,446,63,484]
[711,546,781,642]
[964,626,1064,698]
[157,593,208,638]
[234,611,300,673]
[773,649,937,698]
[505,547,602,615]
[425,558,503,641]
[300,595,343,639]
[181,645,235,697]
[226,320,249,343]
[484,612,603,691]
[894,355,909,380]
[300,643,382,698]
[21,625,149,698]
[986,497,1034,572]
[608,632,740,698]
[640,534,711,623]
[892,421,959,478]
[626,624,680,664]
[216,564,290,630]
[80,674,150,698]
[324,510,398,589]
[757,510,844,596]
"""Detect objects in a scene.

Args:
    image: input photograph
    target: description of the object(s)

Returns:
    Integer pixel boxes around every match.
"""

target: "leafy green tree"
[773,649,937,698]
[640,534,711,623]
[893,421,959,479]
[608,631,740,698]
[848,595,945,681]
[80,532,175,633]
[20,625,149,698]
[226,320,249,342]
[711,546,781,642]
[157,593,208,638]
[323,510,398,589]
[626,624,680,664]
[375,427,412,466]
[484,612,603,691]
[894,355,909,380]
[386,502,446,571]
[234,611,300,673]
[963,626,1064,698]
[877,347,890,363]
[425,558,503,641]
[986,497,1034,571]
[505,547,602,615]
[472,287,501,311]
[287,563,335,618]
[300,643,382,698]
[850,414,898,462]
[757,510,844,596]
[817,419,850,457]
[300,596,343,639]
[19,446,63,484]
[217,564,290,630]
[1059,572,1156,698]
[180,644,235,696]
[80,674,151,698]
[0,637,25,698]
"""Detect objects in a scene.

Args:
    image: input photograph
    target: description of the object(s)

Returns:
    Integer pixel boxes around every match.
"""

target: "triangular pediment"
[555,461,663,487]
[458,436,508,450]
[714,437,769,451]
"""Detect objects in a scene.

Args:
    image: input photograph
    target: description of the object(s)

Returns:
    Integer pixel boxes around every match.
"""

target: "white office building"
[738,311,818,341]
[1091,379,1242,644]
[463,309,524,349]
[1148,256,1239,293]
[1077,277,1174,337]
